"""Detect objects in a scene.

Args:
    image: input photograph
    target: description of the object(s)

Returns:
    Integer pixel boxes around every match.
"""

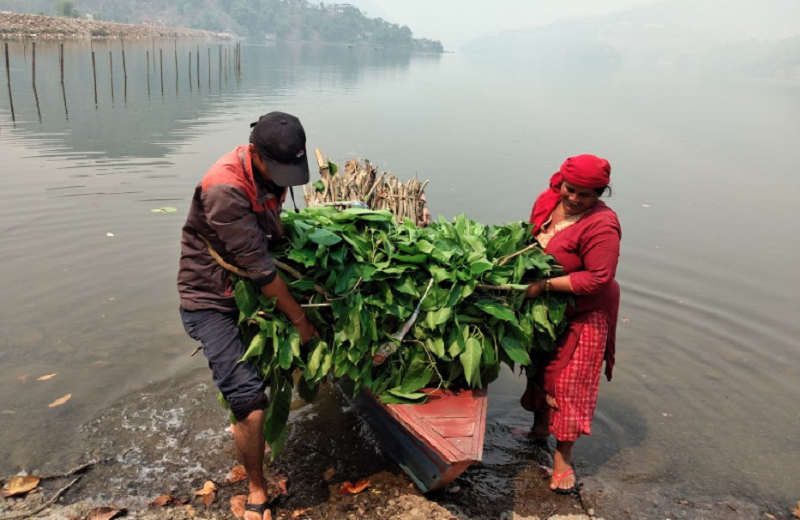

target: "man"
[177,112,319,520]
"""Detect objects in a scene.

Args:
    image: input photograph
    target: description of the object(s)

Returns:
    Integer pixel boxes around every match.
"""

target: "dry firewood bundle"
[302,149,430,227]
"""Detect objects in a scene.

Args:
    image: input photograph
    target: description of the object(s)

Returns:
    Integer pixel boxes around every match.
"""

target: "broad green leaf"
[394,276,419,297]
[429,266,455,283]
[380,388,428,404]
[279,336,293,370]
[309,228,342,246]
[426,337,445,358]
[234,280,259,318]
[460,337,482,387]
[470,259,493,275]
[305,341,325,380]
[264,377,292,460]
[241,331,267,362]
[533,301,556,339]
[475,299,516,322]
[500,335,531,366]
[393,253,427,264]
[400,358,432,394]
[425,307,453,329]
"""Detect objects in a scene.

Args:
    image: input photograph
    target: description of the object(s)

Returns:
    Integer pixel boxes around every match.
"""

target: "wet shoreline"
[1,368,792,520]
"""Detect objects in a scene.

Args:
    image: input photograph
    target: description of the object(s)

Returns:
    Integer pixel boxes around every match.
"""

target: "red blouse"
[532,200,622,397]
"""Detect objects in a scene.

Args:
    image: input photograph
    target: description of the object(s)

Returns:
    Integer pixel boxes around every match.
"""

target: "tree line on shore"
[0,0,444,52]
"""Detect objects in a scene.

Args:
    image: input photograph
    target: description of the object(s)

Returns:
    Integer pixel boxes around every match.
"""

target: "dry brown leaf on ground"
[291,509,312,519]
[86,506,127,520]
[4,476,40,497]
[149,495,183,507]
[193,481,217,496]
[48,394,72,408]
[322,468,336,481]
[791,501,800,518]
[226,465,248,483]
[339,480,371,495]
[184,505,197,518]
[37,373,57,381]
[230,495,247,518]
[202,492,216,509]
[276,476,288,496]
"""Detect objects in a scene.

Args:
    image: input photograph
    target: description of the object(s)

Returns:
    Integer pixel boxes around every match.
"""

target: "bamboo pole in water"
[207,47,211,89]
[4,42,9,87]
[60,44,68,119]
[218,45,222,88]
[5,42,15,123]
[91,51,98,105]
[188,51,192,92]
[146,50,150,97]
[32,79,41,122]
[196,44,200,90]
[109,51,114,103]
[159,48,164,96]
[174,47,178,95]
[31,42,35,84]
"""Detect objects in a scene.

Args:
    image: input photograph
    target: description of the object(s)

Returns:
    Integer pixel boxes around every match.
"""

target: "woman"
[522,154,621,494]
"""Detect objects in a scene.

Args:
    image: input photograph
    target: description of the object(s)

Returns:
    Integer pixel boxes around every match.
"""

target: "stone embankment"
[0,12,235,40]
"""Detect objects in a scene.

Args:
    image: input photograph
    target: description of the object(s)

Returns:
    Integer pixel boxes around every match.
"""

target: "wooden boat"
[342,383,488,493]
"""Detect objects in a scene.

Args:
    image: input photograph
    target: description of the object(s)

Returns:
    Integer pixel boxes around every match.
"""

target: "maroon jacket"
[178,146,286,313]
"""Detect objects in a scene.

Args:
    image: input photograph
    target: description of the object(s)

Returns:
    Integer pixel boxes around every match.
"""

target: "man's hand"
[291,313,320,345]
[261,274,319,344]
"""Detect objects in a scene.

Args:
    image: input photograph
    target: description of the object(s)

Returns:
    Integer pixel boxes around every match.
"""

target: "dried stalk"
[305,149,430,227]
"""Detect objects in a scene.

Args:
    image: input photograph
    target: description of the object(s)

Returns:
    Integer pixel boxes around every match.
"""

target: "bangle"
[290,313,308,326]
[544,279,551,292]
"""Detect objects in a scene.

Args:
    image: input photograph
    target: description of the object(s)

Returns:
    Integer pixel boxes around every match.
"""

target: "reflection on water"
[1,39,798,509]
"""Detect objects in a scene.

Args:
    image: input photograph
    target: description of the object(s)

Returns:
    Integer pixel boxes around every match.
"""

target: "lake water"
[1,39,798,509]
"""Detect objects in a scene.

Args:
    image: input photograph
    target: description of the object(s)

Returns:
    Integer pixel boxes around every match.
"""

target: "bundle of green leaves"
[228,207,570,458]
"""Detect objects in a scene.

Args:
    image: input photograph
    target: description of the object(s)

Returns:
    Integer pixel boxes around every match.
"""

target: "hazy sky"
[347,0,664,49]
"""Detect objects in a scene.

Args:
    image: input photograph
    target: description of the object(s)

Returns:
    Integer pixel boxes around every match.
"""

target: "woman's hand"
[525,280,547,299]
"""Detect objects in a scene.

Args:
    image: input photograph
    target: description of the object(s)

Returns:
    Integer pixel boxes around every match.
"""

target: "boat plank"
[425,417,476,438]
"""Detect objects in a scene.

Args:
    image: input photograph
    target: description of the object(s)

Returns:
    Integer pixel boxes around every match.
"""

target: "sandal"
[550,469,582,495]
[244,502,272,520]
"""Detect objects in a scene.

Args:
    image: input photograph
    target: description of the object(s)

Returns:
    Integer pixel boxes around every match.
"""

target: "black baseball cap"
[249,112,310,187]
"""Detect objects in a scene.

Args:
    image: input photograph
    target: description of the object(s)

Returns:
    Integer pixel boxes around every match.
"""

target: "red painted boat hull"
[348,385,488,492]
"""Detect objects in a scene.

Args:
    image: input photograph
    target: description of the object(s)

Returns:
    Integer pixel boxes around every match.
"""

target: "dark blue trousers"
[180,307,267,421]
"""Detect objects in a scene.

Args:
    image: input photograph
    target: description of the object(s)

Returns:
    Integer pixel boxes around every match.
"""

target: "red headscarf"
[529,154,611,234]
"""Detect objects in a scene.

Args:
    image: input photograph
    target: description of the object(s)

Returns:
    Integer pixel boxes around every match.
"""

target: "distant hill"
[0,0,444,52]
[461,0,800,74]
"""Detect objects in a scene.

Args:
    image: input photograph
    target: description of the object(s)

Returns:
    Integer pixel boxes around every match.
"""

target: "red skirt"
[522,310,608,441]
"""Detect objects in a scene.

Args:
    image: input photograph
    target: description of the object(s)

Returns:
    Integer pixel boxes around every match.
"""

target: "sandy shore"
[0,12,234,40]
